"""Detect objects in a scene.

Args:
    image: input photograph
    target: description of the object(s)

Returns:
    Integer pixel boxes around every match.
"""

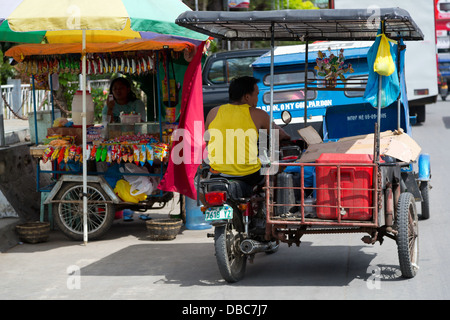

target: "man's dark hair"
[229,76,258,102]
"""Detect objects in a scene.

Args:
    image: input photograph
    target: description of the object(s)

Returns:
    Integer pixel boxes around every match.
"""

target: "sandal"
[139,214,152,221]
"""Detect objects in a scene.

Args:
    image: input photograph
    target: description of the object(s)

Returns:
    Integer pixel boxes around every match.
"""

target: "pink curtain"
[158,41,206,199]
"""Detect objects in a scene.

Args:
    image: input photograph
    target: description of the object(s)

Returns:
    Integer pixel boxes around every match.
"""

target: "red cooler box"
[316,153,375,221]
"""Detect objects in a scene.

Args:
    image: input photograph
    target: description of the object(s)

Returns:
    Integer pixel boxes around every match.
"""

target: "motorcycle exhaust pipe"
[240,239,271,255]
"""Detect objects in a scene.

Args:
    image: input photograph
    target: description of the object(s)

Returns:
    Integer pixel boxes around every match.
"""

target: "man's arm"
[251,108,291,141]
[273,122,291,141]
[204,106,220,130]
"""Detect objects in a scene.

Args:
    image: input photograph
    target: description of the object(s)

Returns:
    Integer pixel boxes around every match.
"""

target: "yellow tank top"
[207,104,261,176]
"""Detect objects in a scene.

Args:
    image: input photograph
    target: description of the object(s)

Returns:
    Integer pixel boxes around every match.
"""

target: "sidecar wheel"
[396,192,419,278]
[214,224,247,283]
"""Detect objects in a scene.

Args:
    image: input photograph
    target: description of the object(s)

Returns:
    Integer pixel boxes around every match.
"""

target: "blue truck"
[252,41,379,139]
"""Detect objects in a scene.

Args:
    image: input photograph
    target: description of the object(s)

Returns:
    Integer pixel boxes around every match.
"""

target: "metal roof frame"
[175,8,424,42]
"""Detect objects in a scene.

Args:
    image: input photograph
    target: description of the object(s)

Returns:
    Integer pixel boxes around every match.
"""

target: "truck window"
[206,56,260,85]
[263,71,315,86]
[344,75,368,98]
[207,60,226,84]
[227,57,258,81]
[263,89,316,104]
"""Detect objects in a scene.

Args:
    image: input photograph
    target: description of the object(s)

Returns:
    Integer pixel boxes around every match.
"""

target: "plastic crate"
[315,153,375,221]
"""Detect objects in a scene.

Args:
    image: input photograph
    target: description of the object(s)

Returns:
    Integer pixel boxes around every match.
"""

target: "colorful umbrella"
[0,0,207,244]
[1,16,205,44]
[0,0,207,42]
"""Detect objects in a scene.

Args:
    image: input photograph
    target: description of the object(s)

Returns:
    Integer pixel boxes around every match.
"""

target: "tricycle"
[178,8,430,282]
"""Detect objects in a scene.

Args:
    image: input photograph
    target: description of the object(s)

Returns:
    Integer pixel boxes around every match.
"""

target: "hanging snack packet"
[116,145,122,164]
[133,145,140,165]
[122,145,129,163]
[58,146,66,165]
[96,145,103,162]
[153,145,163,161]
[106,145,112,164]
[64,146,70,164]
[101,146,108,162]
[146,144,154,165]
[51,146,60,161]
[69,145,76,160]
[85,144,91,161]
[91,144,97,159]
[111,145,117,162]
[140,145,146,166]
[42,146,54,163]
[75,146,82,163]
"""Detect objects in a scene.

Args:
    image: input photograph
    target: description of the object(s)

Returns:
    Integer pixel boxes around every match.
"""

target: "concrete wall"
[0,144,48,221]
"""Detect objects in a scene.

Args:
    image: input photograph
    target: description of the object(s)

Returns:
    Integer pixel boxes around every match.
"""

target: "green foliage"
[285,0,319,9]
[0,50,16,85]
[91,86,108,123]
[57,73,79,110]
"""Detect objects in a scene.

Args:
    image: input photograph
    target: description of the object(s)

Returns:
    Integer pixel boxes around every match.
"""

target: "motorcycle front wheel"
[214,223,247,283]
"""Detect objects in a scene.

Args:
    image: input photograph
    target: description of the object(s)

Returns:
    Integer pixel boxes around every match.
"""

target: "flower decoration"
[315,47,354,85]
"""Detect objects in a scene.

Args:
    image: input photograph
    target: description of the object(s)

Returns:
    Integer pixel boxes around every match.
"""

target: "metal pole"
[397,43,401,130]
[377,74,382,138]
[32,75,38,145]
[269,22,275,162]
[304,40,309,126]
[49,74,55,123]
[82,29,88,245]
[0,95,5,147]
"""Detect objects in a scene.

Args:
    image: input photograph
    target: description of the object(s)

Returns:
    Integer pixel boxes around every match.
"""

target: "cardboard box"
[298,127,421,163]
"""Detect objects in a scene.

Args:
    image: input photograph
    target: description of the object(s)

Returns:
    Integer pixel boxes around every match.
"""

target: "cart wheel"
[214,213,247,283]
[53,182,115,241]
[396,192,419,278]
[419,181,430,220]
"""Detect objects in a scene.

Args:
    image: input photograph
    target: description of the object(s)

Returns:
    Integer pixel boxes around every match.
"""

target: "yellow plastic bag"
[373,34,397,77]
[114,179,147,203]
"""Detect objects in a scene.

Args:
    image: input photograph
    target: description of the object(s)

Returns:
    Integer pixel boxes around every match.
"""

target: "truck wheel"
[416,105,426,123]
[214,219,247,283]
[419,181,430,220]
[53,182,115,241]
[396,192,419,278]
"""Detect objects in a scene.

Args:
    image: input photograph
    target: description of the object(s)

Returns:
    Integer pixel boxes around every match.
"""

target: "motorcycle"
[196,111,298,282]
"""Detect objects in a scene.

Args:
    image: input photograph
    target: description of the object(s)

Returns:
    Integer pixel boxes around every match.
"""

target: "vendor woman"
[102,77,146,123]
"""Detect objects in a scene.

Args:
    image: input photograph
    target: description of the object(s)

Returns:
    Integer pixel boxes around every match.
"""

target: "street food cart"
[6,37,202,241]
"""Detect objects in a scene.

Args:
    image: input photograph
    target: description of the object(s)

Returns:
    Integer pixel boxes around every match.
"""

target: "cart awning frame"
[175,8,424,41]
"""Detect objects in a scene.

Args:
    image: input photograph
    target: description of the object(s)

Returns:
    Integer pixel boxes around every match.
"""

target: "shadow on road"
[80,240,404,287]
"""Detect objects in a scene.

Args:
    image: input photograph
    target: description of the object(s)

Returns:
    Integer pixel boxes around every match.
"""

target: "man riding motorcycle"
[204,76,290,192]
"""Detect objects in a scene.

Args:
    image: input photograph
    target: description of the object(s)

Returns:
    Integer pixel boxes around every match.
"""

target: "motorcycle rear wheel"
[214,223,247,283]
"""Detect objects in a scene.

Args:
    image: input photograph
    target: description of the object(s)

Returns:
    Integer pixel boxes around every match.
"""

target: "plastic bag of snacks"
[114,179,147,203]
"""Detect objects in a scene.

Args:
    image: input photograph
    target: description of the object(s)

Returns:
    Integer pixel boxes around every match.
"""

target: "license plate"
[205,205,233,221]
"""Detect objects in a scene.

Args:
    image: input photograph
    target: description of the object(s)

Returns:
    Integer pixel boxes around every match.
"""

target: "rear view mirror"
[281,110,292,125]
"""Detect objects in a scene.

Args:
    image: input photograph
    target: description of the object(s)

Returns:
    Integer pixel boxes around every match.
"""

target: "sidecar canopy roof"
[175,8,424,41]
